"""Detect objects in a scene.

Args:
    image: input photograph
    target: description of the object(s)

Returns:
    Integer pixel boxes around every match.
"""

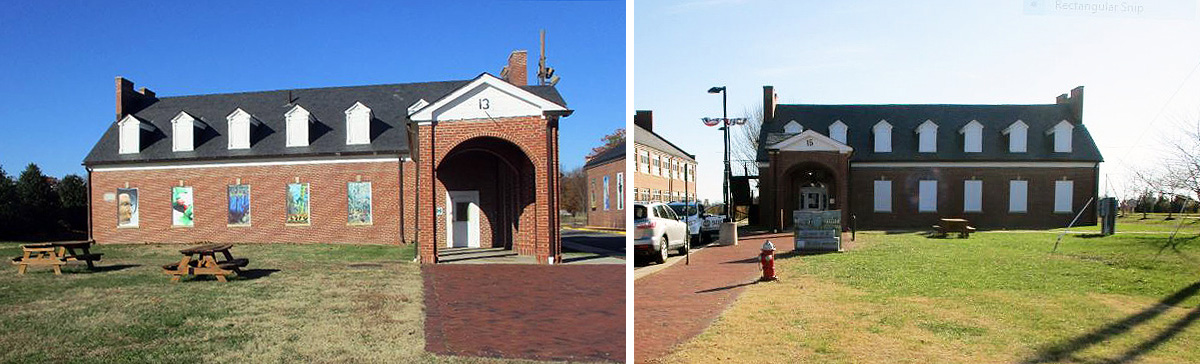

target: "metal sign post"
[685,166,690,265]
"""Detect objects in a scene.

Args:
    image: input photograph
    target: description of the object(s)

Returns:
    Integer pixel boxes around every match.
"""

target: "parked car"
[667,201,724,243]
[633,202,689,264]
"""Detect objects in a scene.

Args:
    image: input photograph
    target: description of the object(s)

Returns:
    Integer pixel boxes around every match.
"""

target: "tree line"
[0,163,87,241]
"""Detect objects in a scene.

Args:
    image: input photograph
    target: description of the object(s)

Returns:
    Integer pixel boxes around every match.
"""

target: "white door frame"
[446,190,481,248]
[798,186,828,211]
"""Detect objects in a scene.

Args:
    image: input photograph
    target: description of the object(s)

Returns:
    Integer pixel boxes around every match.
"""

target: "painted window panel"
[1055,180,1074,213]
[1009,180,1028,213]
[963,124,983,153]
[287,183,311,225]
[919,180,938,212]
[829,121,848,144]
[228,184,251,226]
[616,172,624,210]
[917,121,938,153]
[603,175,610,211]
[171,186,194,227]
[348,181,372,225]
[590,179,596,209]
[1009,126,1027,152]
[873,180,892,212]
[117,188,138,227]
[873,122,892,152]
[964,180,982,212]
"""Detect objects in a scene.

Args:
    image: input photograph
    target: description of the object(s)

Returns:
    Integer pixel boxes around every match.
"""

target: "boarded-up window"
[1055,180,1073,213]
[1009,180,1028,213]
[873,180,891,212]
[964,180,982,212]
[919,180,938,212]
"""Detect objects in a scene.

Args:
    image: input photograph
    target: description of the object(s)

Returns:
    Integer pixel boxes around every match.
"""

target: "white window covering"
[1009,180,1028,213]
[119,115,141,154]
[961,120,983,153]
[652,155,660,176]
[286,105,310,147]
[829,120,848,144]
[917,120,938,153]
[1051,121,1073,153]
[964,180,982,212]
[1005,120,1028,153]
[1055,180,1073,213]
[919,180,937,212]
[345,102,372,145]
[638,150,649,174]
[784,120,803,133]
[873,120,892,153]
[873,180,892,212]
[172,113,194,152]
[227,109,252,150]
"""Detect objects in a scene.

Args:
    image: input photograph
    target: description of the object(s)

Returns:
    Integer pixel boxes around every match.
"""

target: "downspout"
[398,156,404,245]
[86,166,93,242]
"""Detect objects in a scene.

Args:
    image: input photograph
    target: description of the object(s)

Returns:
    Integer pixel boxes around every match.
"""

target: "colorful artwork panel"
[347,182,372,225]
[117,188,138,227]
[286,183,311,225]
[172,186,194,227]
[228,185,251,226]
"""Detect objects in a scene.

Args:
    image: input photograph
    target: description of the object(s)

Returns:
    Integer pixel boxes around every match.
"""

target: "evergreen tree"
[16,163,60,236]
[57,174,87,232]
[0,166,15,238]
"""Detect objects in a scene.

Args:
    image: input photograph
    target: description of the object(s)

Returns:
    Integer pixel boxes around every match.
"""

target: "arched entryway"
[436,136,536,256]
[782,162,839,221]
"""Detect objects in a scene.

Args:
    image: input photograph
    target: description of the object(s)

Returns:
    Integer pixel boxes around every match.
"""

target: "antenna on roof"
[287,90,294,105]
[537,29,559,86]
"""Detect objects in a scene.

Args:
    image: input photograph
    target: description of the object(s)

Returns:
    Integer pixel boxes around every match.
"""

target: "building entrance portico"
[759,130,853,232]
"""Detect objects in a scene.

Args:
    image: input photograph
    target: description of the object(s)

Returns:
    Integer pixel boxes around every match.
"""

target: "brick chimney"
[634,110,653,131]
[1056,93,1068,105]
[1069,86,1084,123]
[501,50,528,86]
[115,76,156,120]
[763,86,776,124]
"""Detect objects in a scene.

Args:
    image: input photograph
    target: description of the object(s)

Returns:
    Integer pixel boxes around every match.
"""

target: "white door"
[447,191,480,248]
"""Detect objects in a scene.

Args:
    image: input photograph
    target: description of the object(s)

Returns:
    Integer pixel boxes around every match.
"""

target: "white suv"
[634,202,689,264]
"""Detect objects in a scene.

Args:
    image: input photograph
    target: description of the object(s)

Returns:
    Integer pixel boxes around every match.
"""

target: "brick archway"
[416,116,560,264]
[760,151,851,232]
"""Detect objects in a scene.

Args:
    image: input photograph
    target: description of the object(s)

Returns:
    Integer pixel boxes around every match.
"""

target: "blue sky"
[636,0,1200,201]
[0,0,624,178]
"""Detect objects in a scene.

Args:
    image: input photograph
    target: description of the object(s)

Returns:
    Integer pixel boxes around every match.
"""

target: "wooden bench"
[934,219,976,238]
[11,241,102,275]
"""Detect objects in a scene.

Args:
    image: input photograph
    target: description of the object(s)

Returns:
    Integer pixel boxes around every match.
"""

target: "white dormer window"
[959,120,984,153]
[1047,120,1074,153]
[829,120,848,144]
[171,112,196,152]
[407,99,429,115]
[873,120,892,153]
[285,105,311,147]
[227,108,254,150]
[345,102,372,145]
[118,115,143,154]
[783,120,802,133]
[1003,120,1028,153]
[916,120,938,153]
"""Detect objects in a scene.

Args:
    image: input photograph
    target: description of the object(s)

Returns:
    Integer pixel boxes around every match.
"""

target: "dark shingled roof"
[84,77,565,166]
[584,140,625,168]
[757,103,1103,163]
[634,125,695,161]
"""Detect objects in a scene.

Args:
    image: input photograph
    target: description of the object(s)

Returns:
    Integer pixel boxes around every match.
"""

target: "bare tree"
[732,105,763,177]
[1162,114,1200,202]
[559,166,589,222]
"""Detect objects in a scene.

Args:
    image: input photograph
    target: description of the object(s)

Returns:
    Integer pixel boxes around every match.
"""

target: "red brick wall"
[416,116,560,264]
[90,159,402,245]
[402,159,417,243]
[849,166,1099,229]
[585,158,626,229]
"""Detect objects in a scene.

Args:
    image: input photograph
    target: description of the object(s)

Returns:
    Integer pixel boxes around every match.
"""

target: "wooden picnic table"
[10,241,102,275]
[933,218,977,238]
[162,243,249,282]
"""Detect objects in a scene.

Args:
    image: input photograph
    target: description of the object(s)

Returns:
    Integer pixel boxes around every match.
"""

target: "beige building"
[632,111,697,203]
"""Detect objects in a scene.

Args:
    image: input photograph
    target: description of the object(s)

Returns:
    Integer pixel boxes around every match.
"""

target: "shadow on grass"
[77,264,140,273]
[182,268,279,282]
[1021,281,1200,364]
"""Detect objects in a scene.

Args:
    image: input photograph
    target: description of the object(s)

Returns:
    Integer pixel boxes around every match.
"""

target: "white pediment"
[769,129,853,153]
[409,73,567,123]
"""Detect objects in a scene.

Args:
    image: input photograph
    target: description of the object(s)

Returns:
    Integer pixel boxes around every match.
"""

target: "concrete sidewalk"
[634,233,788,363]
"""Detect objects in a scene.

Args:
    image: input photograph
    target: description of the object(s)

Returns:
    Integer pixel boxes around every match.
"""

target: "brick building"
[84,51,572,264]
[632,111,697,203]
[754,85,1102,231]
[583,141,625,229]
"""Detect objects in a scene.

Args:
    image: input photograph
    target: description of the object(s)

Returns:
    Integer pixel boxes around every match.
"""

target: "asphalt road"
[561,229,625,254]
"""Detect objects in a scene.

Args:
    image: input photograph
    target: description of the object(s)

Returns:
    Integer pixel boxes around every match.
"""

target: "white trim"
[829,120,848,143]
[91,155,402,172]
[345,102,372,145]
[285,105,311,147]
[916,120,938,153]
[410,73,566,123]
[407,99,429,115]
[171,112,197,152]
[769,129,853,153]
[852,161,1097,168]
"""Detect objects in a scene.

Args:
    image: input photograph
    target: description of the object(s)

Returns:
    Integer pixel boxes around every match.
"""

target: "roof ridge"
[153,79,474,100]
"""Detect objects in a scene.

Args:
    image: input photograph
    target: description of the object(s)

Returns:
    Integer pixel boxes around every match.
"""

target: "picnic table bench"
[10,241,103,275]
[933,218,977,238]
[162,243,249,282]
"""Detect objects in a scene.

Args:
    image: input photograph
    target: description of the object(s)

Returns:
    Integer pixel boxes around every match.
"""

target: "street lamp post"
[707,86,732,223]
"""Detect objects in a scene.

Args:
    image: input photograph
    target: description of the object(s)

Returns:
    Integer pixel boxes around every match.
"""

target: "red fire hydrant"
[759,241,777,281]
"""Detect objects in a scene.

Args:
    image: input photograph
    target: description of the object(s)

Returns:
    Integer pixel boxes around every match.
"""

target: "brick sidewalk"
[423,264,625,363]
[634,233,790,363]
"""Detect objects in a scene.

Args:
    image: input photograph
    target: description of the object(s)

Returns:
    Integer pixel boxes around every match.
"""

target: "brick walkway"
[634,233,790,363]
[423,264,625,363]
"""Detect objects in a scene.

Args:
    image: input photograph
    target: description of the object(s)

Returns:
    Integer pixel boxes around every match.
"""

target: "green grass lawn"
[1048,213,1199,233]
[664,229,1200,363]
[0,243,547,364]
